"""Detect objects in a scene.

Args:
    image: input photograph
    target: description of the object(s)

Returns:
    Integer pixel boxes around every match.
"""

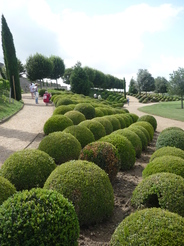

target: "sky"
[0,0,184,90]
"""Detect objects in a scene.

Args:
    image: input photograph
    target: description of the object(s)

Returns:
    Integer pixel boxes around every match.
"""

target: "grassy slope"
[138,101,184,122]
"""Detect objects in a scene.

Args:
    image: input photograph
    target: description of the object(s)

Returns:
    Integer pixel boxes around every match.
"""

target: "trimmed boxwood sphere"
[38,132,81,164]
[95,108,104,117]
[63,125,95,148]
[160,126,184,135]
[150,146,184,162]
[112,128,142,158]
[129,113,139,123]
[74,103,95,119]
[0,176,16,205]
[112,114,126,129]
[79,120,106,140]
[53,105,73,114]
[64,110,86,125]
[128,125,148,150]
[44,160,114,226]
[56,97,74,107]
[0,188,79,245]
[0,149,56,191]
[131,172,184,216]
[79,141,121,182]
[156,129,184,150]
[43,115,73,135]
[130,123,150,143]
[137,114,157,131]
[93,117,113,135]
[103,115,121,131]
[142,155,184,178]
[110,208,184,245]
[99,134,136,171]
[134,121,154,141]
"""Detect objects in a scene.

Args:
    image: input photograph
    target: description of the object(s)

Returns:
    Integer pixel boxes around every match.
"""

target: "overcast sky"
[0,0,184,89]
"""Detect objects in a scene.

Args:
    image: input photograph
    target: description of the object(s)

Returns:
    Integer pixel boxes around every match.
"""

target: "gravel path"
[1,94,184,168]
[0,94,54,167]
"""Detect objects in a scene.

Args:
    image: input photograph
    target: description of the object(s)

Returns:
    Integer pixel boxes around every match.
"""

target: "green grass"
[0,97,23,122]
[138,101,184,122]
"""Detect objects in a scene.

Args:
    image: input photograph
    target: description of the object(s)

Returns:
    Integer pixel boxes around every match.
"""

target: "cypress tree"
[1,15,21,101]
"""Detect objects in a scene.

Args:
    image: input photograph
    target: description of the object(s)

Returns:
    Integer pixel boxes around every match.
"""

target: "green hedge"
[79,120,106,140]
[93,117,113,135]
[44,160,114,226]
[150,146,184,162]
[128,125,148,150]
[0,176,16,205]
[64,110,86,125]
[131,172,184,216]
[0,149,56,191]
[137,114,157,131]
[110,208,184,245]
[0,188,79,245]
[74,103,95,119]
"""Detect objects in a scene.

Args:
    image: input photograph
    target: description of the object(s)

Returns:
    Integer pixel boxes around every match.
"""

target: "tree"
[25,53,53,88]
[129,77,138,94]
[137,69,155,95]
[169,67,184,109]
[1,15,21,100]
[62,68,73,85]
[70,62,90,96]
[17,58,25,77]
[154,76,168,94]
[49,56,65,89]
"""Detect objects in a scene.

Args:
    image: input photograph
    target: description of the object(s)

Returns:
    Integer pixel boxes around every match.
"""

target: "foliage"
[17,58,25,77]
[0,149,56,191]
[150,146,184,162]
[110,208,184,245]
[25,53,53,83]
[43,115,73,135]
[137,69,155,94]
[112,128,142,158]
[53,105,73,114]
[128,113,139,123]
[93,117,113,135]
[79,120,106,140]
[131,172,184,216]
[156,128,184,150]
[137,114,157,131]
[1,15,21,101]
[169,67,184,108]
[70,62,90,96]
[74,102,95,119]
[64,110,86,125]
[128,77,138,94]
[38,132,81,164]
[128,125,148,150]
[49,55,65,89]
[0,188,79,245]
[95,107,104,117]
[56,97,74,107]
[44,160,114,226]
[112,114,126,129]
[103,115,121,131]
[79,141,121,182]
[0,176,16,205]
[142,155,184,179]
[63,125,95,148]
[99,134,136,171]
[133,121,154,141]
[154,76,168,94]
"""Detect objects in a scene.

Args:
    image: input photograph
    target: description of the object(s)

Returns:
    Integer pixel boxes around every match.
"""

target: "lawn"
[0,97,23,122]
[138,101,184,122]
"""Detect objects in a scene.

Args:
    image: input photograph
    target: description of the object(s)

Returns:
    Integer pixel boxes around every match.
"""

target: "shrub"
[160,126,184,135]
[0,149,56,191]
[95,108,104,117]
[64,110,86,125]
[112,128,142,158]
[74,103,95,119]
[112,114,126,129]
[0,188,79,245]
[79,141,120,182]
[128,125,148,150]
[97,107,108,115]
[93,117,113,135]
[63,125,95,148]
[131,172,184,216]
[129,113,139,123]
[150,146,184,162]
[53,105,73,114]
[39,89,46,97]
[137,114,157,131]
[110,208,184,245]
[79,120,106,140]
[44,160,114,226]
[121,113,134,126]
[130,123,151,143]
[103,115,121,131]
[142,155,184,178]
[99,134,136,171]
[56,97,73,106]
[43,115,73,135]
[133,121,154,141]
[38,132,81,164]
[156,128,184,150]
[0,176,16,205]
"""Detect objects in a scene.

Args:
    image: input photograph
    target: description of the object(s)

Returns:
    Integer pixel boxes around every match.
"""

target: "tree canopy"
[137,69,155,94]
[49,55,65,88]
[129,77,138,94]
[154,76,168,94]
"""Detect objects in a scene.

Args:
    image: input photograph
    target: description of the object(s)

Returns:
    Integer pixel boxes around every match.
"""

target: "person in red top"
[43,91,51,105]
